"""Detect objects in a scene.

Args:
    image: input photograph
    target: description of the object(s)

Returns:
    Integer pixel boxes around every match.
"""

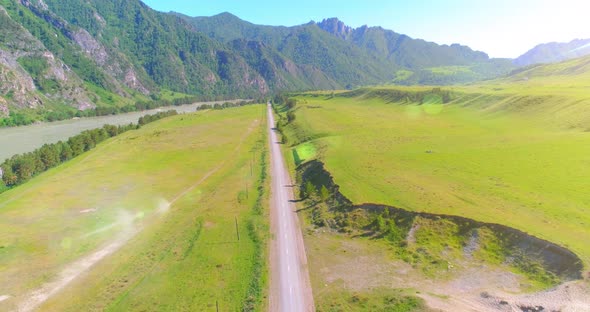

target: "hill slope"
[463,53,590,99]
[0,0,269,125]
[444,54,590,129]
[514,38,590,66]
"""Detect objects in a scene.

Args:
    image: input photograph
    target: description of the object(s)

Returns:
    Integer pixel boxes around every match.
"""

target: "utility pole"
[251,150,256,177]
[235,216,240,241]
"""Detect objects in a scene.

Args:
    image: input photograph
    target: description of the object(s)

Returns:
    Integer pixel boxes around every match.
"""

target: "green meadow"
[0,105,268,311]
[284,86,590,269]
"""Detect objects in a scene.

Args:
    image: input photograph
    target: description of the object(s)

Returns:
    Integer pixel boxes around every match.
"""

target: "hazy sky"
[141,0,590,58]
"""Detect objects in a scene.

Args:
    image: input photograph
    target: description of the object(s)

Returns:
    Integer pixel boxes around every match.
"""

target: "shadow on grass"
[295,200,320,212]
[203,241,239,245]
[350,232,376,239]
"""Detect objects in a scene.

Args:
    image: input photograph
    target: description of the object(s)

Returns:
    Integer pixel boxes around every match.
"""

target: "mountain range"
[514,38,590,66]
[181,13,514,86]
[0,0,584,124]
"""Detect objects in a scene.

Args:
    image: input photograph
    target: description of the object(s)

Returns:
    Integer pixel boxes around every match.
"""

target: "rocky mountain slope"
[0,0,270,124]
[0,2,95,116]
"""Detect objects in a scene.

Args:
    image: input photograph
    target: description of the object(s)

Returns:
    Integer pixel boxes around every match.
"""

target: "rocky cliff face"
[317,18,353,40]
[20,0,153,97]
[69,27,151,96]
[0,4,93,114]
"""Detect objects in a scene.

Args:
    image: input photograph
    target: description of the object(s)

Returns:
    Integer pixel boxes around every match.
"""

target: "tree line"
[0,96,200,127]
[1,96,266,128]
[272,93,296,109]
[0,110,177,190]
[195,100,257,111]
[270,93,297,144]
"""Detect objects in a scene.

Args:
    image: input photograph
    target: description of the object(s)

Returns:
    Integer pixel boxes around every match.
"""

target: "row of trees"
[373,209,404,244]
[270,94,297,144]
[138,110,178,125]
[195,100,257,111]
[301,181,330,202]
[0,96,201,128]
[1,96,266,128]
[0,110,177,189]
[272,93,297,109]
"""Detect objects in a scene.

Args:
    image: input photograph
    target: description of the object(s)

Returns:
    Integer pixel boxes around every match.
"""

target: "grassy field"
[0,105,269,311]
[282,88,590,270]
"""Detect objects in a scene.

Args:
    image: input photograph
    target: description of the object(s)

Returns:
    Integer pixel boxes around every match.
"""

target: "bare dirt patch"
[479,281,590,312]
[79,208,97,214]
[305,231,590,312]
[17,226,137,312]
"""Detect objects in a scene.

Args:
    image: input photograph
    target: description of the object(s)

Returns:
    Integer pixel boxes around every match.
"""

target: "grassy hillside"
[0,105,269,311]
[461,53,590,95]
[446,54,590,129]
[280,85,590,270]
[391,59,514,85]
[514,38,590,66]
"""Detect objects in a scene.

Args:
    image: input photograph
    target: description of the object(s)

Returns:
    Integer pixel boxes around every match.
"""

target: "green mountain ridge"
[182,12,398,88]
[183,12,516,86]
[1,0,518,124]
[0,0,271,125]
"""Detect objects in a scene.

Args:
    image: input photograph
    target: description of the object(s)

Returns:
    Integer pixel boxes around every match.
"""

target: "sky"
[141,0,590,58]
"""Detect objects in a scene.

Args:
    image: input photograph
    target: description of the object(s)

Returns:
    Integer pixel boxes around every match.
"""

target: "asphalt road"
[267,104,315,312]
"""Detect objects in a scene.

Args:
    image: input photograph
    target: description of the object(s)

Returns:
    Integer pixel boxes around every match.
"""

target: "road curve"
[267,104,315,312]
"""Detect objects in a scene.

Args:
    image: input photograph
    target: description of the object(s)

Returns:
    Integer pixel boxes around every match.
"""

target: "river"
[0,100,238,162]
